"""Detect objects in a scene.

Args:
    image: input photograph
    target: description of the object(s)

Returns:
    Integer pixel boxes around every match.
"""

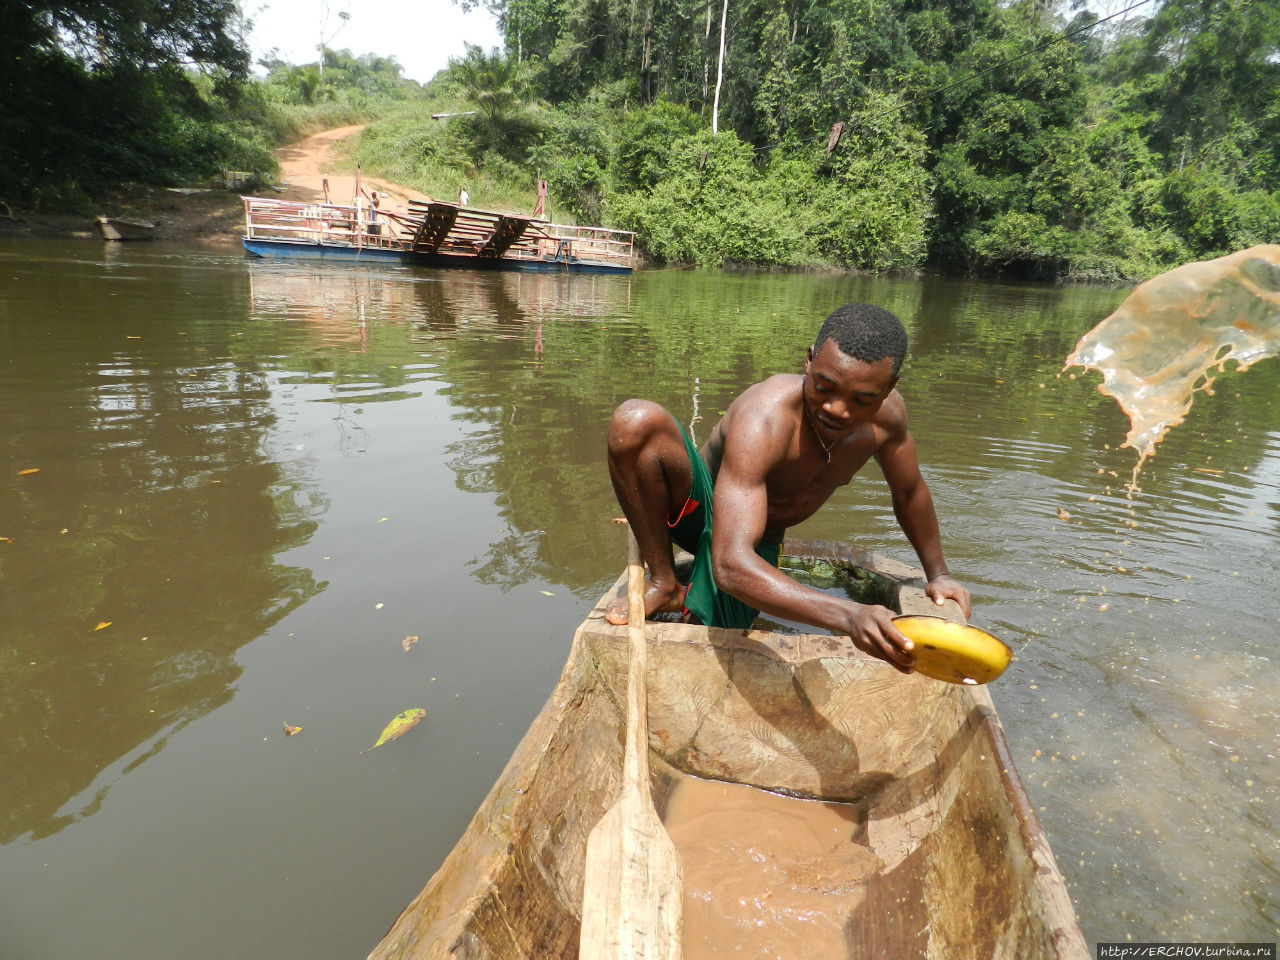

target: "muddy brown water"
[1,238,1276,957]
[665,774,881,958]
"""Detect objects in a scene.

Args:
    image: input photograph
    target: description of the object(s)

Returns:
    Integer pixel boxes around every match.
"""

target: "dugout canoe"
[96,215,156,241]
[367,539,1088,960]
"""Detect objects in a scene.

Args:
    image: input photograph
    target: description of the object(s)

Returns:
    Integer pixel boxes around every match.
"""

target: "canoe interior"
[368,540,1087,960]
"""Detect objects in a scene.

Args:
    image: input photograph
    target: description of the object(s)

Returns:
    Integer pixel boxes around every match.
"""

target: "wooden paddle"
[578,533,684,960]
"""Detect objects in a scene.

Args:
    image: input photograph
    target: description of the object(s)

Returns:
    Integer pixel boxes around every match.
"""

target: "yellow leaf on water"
[18,468,39,476]
[0,536,13,544]
[365,708,426,752]
[94,621,112,631]
[402,635,419,651]
[283,722,303,736]
[540,590,555,597]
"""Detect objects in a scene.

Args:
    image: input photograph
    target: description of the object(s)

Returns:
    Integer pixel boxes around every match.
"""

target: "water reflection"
[0,246,323,843]
[246,262,640,592]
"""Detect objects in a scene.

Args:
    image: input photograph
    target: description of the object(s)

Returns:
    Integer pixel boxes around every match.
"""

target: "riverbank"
[0,125,414,248]
[0,183,246,247]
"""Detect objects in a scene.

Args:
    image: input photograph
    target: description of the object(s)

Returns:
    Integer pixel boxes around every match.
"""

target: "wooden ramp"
[407,201,538,260]
[409,203,459,253]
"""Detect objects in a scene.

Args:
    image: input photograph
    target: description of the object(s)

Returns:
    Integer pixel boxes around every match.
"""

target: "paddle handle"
[623,533,649,792]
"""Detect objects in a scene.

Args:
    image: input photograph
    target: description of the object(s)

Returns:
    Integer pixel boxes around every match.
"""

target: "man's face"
[803,340,898,437]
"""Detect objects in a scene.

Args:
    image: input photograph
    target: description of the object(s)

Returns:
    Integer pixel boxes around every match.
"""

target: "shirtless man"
[605,302,970,673]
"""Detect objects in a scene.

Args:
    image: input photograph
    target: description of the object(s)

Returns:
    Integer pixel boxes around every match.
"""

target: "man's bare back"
[605,303,970,671]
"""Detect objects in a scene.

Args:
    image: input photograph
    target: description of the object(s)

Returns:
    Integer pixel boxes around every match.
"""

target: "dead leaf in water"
[18,468,39,476]
[402,635,419,651]
[611,517,627,524]
[365,708,426,752]
[94,621,112,631]
[1056,508,1071,521]
[283,722,303,736]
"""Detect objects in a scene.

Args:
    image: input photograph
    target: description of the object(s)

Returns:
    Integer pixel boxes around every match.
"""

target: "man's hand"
[848,603,916,674]
[925,575,971,619]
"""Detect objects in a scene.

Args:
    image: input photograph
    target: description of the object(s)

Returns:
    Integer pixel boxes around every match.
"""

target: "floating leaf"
[365,708,426,752]
[94,621,112,631]
[402,635,419,651]
[0,536,13,544]
[1056,507,1071,521]
[283,722,303,736]
[18,468,39,476]
[611,517,627,524]
[539,590,555,597]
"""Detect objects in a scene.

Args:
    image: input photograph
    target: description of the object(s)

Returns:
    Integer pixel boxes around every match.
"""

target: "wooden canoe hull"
[96,216,156,241]
[368,540,1087,960]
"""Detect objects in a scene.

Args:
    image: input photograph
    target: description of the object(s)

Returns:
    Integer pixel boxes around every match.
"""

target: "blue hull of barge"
[242,237,633,275]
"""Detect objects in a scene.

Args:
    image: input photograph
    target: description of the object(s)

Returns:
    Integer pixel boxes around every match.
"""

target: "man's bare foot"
[605,580,686,625]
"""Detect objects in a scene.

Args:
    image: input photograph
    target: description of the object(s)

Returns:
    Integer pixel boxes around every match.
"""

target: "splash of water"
[1065,244,1280,488]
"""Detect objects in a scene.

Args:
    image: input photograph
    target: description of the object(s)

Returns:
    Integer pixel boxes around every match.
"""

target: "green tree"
[450,44,530,151]
[0,0,252,201]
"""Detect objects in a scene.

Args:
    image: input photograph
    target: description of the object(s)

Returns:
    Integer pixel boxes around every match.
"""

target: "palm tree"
[450,44,524,147]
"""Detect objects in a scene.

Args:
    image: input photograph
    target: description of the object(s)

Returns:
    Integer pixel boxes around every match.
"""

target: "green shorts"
[671,424,780,629]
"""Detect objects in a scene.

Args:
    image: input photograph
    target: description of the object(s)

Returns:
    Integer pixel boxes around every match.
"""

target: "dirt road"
[0,124,428,243]
[274,124,429,211]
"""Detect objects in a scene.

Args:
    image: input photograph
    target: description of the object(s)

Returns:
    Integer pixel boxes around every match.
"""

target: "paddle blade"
[580,794,684,960]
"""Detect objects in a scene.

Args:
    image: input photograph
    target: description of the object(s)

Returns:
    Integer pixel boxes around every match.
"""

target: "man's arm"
[708,408,917,671]
[875,421,972,618]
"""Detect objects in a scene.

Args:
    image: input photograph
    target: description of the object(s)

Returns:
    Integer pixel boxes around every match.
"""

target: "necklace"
[803,398,835,463]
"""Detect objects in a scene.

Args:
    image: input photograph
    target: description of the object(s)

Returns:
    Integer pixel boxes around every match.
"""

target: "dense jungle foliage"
[3,0,1277,280]
[0,1,419,209]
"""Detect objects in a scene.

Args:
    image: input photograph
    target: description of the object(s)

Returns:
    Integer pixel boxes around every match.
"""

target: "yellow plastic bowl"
[893,615,1013,685]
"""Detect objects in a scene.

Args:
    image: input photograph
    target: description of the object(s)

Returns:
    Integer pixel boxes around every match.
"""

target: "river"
[1,237,1276,957]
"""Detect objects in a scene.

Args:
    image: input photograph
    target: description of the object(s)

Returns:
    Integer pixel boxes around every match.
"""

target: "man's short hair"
[813,303,908,376]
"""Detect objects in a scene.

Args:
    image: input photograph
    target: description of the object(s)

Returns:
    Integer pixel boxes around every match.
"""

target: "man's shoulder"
[726,374,801,425]
[874,388,911,437]
[740,372,803,405]
[718,374,801,445]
